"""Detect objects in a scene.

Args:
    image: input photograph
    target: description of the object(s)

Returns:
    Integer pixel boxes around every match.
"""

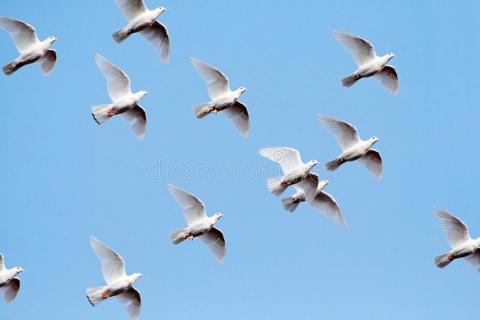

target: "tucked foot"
[102,290,111,299]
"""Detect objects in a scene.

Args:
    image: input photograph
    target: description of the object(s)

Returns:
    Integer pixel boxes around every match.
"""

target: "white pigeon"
[167,183,226,263]
[0,16,56,75]
[0,254,23,304]
[87,237,142,320]
[112,0,170,63]
[191,58,249,137]
[281,173,346,226]
[434,208,480,270]
[259,147,319,198]
[319,115,382,178]
[92,54,148,139]
[333,31,399,95]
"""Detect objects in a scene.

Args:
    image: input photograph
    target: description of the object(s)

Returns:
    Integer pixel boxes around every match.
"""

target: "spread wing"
[374,65,399,95]
[333,31,376,66]
[434,208,471,248]
[0,16,39,53]
[200,227,226,264]
[191,58,230,99]
[3,278,20,303]
[310,191,346,226]
[224,101,249,137]
[117,287,141,320]
[167,184,207,226]
[359,149,383,178]
[296,173,319,202]
[122,104,147,139]
[318,115,360,150]
[90,237,126,284]
[141,21,170,63]
[114,0,147,21]
[95,54,132,102]
[259,147,303,175]
[40,49,57,76]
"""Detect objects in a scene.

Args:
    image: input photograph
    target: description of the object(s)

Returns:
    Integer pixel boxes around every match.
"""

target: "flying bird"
[92,54,148,139]
[433,208,480,270]
[112,0,170,63]
[333,31,398,95]
[0,254,23,304]
[281,174,345,226]
[319,115,382,178]
[167,183,226,263]
[87,237,142,320]
[0,16,56,75]
[191,58,249,137]
[259,147,319,198]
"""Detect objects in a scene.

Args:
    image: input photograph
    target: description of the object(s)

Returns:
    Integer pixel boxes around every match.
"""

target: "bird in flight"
[0,253,23,304]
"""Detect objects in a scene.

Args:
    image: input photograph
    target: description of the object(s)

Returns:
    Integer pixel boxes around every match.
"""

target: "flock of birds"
[0,1,477,319]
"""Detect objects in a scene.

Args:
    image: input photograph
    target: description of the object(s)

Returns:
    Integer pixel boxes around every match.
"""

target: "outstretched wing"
[40,49,57,76]
[359,149,383,178]
[114,0,147,21]
[333,31,376,66]
[0,16,39,53]
[95,54,132,102]
[3,278,20,304]
[167,184,207,226]
[141,21,170,63]
[310,191,346,226]
[374,65,399,95]
[318,115,360,150]
[259,147,303,175]
[90,237,126,284]
[200,227,226,263]
[191,58,230,99]
[224,101,249,137]
[117,287,141,320]
[434,208,471,248]
[122,104,147,139]
[296,173,319,203]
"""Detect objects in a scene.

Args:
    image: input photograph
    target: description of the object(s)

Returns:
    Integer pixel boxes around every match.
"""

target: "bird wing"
[296,173,319,202]
[318,115,360,150]
[141,21,170,63]
[114,0,147,21]
[191,58,230,99]
[0,16,39,53]
[374,65,399,95]
[224,101,249,137]
[3,278,20,304]
[434,208,471,248]
[117,287,141,320]
[95,54,132,102]
[333,31,376,66]
[0,254,5,271]
[167,184,207,226]
[90,237,126,284]
[359,149,383,178]
[463,252,480,271]
[200,227,226,263]
[259,147,303,175]
[310,191,346,226]
[40,49,57,76]
[122,104,147,139]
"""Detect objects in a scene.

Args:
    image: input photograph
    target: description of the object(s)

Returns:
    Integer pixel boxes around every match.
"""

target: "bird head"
[48,36,57,44]
[308,160,319,168]
[386,52,395,61]
[318,179,330,190]
[214,212,224,221]
[156,6,167,15]
[133,272,143,281]
[370,136,380,145]
[137,90,148,99]
[14,266,24,275]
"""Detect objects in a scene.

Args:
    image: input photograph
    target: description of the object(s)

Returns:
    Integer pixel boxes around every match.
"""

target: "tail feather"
[193,104,212,119]
[326,158,343,171]
[281,197,300,212]
[3,61,19,75]
[267,177,288,196]
[435,253,453,268]
[112,29,130,43]
[170,229,187,245]
[91,105,112,125]
[341,74,360,87]
[86,287,106,306]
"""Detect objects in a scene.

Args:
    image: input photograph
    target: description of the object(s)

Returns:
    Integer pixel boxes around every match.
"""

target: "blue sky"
[1,0,480,319]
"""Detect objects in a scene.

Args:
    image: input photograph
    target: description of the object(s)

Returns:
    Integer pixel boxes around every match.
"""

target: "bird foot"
[107,108,116,117]
[102,290,110,299]
[280,181,288,187]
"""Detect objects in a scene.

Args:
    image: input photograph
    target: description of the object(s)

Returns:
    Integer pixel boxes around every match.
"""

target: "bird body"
[171,214,222,244]
[0,254,23,304]
[114,8,164,41]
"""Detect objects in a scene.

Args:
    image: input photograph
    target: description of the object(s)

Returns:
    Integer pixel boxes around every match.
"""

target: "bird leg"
[107,108,116,117]
[102,290,111,299]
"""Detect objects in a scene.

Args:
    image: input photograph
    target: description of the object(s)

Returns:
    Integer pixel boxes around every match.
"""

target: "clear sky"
[1,0,480,319]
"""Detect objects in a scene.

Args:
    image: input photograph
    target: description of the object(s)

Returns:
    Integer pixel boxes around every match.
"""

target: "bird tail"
[86,286,107,306]
[112,29,130,43]
[170,229,188,245]
[3,61,19,75]
[193,104,212,119]
[341,74,360,87]
[326,158,344,171]
[434,253,453,268]
[267,177,288,196]
[281,197,300,213]
[91,105,112,125]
